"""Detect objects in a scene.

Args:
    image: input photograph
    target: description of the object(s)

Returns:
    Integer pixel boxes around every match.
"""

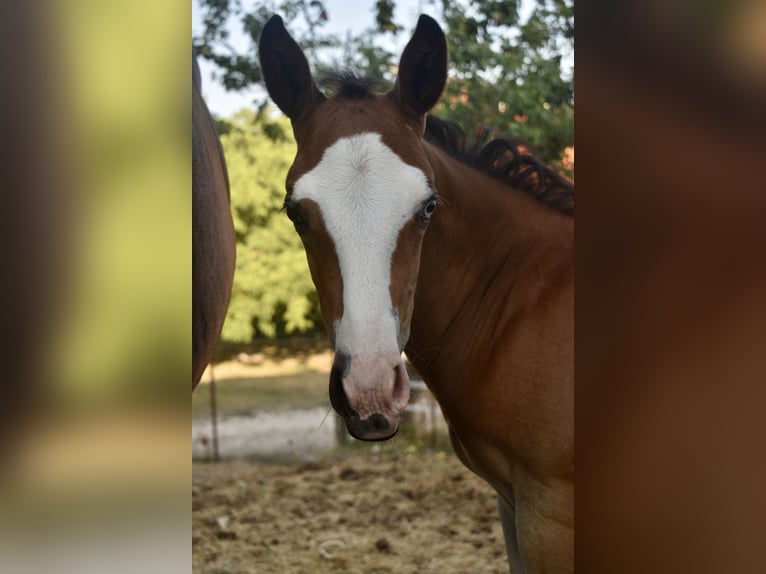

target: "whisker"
[405,345,442,369]
[319,406,334,428]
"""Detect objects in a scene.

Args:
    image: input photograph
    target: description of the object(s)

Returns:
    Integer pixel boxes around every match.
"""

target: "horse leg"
[498,494,526,574]
[513,481,575,573]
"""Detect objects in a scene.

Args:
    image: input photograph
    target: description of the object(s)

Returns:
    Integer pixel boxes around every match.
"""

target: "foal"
[259,15,573,572]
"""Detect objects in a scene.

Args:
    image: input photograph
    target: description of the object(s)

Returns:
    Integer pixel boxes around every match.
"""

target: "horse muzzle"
[329,350,410,441]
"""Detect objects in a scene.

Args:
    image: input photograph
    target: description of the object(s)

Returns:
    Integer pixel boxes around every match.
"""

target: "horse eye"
[417,196,438,223]
[284,202,306,229]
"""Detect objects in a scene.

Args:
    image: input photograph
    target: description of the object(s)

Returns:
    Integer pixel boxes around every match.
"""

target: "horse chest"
[444,412,521,492]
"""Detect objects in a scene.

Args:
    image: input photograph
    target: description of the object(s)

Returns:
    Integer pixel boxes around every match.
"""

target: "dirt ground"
[192,449,509,574]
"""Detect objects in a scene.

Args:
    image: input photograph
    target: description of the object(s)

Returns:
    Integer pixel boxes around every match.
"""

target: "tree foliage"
[218,110,319,341]
[435,0,573,165]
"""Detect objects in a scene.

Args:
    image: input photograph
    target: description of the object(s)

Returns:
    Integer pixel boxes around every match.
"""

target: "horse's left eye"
[417,196,438,223]
[284,201,307,231]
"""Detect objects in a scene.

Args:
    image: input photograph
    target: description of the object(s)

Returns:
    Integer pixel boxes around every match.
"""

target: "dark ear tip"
[262,14,285,38]
[260,15,288,55]
[415,14,444,37]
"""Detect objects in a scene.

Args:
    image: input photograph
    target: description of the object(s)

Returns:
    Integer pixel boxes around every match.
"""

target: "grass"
[192,371,329,418]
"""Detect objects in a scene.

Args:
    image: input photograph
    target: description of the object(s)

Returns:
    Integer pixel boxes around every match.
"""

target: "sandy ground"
[192,450,508,574]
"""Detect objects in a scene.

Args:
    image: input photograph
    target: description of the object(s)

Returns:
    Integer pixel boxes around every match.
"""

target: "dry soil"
[192,449,508,573]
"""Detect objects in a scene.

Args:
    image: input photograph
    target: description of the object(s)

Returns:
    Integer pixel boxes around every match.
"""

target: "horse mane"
[424,116,574,216]
[318,70,389,99]
[318,71,574,216]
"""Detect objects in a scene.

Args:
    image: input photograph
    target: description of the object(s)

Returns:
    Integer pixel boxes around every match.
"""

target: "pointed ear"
[258,15,325,121]
[391,15,447,119]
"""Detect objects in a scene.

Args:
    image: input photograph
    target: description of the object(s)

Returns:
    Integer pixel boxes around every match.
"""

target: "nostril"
[329,351,354,418]
[367,413,389,433]
[333,351,351,378]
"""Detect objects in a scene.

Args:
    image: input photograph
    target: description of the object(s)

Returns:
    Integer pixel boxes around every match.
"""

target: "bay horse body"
[259,16,573,572]
[192,52,236,389]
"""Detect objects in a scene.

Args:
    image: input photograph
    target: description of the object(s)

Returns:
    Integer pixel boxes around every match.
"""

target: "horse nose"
[328,351,408,441]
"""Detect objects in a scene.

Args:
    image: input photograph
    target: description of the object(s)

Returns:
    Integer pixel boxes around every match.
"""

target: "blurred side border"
[0,0,190,573]
[576,1,766,572]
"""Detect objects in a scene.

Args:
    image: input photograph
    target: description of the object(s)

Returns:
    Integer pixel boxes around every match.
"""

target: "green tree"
[219,110,319,341]
[435,0,573,165]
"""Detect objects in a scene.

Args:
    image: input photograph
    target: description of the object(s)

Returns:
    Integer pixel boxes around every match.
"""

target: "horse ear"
[258,15,324,121]
[391,15,447,118]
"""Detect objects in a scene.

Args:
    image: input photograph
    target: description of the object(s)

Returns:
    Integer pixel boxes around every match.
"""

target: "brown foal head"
[259,15,447,440]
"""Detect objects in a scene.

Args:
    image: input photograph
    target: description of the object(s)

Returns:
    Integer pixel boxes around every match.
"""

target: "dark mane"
[318,70,389,99]
[316,71,574,215]
[425,116,574,215]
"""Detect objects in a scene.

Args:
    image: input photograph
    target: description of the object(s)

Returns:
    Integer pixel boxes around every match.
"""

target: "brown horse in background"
[259,15,573,572]
[192,52,235,389]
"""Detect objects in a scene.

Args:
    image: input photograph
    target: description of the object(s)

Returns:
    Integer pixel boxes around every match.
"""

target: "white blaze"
[293,133,430,356]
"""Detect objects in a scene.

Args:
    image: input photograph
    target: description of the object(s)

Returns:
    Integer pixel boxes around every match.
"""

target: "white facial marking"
[293,133,430,357]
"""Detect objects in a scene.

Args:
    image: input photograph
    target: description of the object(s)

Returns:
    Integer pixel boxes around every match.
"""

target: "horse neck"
[405,141,574,386]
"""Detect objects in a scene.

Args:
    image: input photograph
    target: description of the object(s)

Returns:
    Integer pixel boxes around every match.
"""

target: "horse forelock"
[288,86,431,187]
[318,70,390,99]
